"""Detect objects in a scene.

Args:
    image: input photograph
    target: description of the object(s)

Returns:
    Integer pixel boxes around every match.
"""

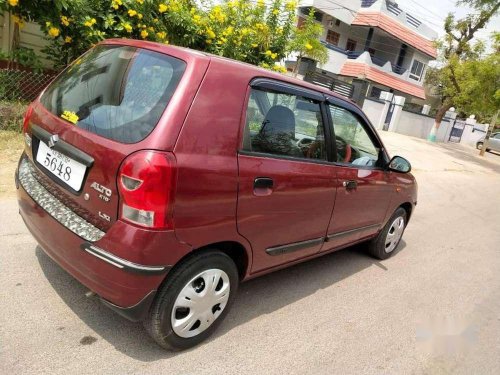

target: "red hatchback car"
[16,39,417,350]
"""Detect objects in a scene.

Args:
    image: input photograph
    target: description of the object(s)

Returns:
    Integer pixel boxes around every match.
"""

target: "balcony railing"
[346,51,407,75]
[320,40,348,55]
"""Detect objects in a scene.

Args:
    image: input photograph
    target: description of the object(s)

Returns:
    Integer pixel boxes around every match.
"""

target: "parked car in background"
[16,39,417,351]
[477,133,500,152]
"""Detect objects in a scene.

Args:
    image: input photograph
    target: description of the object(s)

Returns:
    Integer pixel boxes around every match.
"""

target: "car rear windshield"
[40,45,186,143]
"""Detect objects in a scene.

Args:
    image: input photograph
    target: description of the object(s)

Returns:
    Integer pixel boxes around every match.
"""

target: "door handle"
[253,177,274,196]
[343,180,357,191]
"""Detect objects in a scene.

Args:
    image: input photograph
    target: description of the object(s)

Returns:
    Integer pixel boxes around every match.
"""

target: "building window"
[409,59,425,81]
[335,19,341,26]
[326,30,340,46]
[368,48,375,56]
[346,39,357,51]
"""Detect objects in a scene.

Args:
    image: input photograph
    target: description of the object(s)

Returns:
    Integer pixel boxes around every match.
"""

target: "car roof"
[101,38,355,107]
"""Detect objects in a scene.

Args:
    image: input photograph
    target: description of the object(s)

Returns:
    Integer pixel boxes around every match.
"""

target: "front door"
[237,82,337,273]
[323,102,394,250]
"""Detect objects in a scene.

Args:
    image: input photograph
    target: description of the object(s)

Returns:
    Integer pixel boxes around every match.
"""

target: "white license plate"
[36,141,87,191]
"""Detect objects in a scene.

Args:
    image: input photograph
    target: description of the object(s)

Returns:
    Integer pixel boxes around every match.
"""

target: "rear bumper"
[16,156,190,320]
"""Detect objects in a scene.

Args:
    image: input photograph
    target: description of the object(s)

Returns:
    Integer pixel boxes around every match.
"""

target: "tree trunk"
[479,109,499,157]
[428,102,452,142]
[293,55,302,77]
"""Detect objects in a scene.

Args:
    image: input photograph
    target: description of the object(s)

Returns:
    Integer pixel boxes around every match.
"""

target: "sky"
[397,0,500,43]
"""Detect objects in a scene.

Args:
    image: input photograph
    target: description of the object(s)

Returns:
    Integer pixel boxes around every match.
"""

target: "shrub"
[0,101,27,133]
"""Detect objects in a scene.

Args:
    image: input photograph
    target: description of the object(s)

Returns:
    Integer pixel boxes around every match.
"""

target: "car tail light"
[118,150,177,229]
[22,103,34,133]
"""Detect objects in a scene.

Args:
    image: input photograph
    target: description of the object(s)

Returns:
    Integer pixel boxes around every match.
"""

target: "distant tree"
[426,0,500,141]
[287,8,328,76]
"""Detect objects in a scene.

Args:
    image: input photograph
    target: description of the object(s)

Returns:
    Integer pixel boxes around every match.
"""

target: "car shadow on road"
[35,240,406,361]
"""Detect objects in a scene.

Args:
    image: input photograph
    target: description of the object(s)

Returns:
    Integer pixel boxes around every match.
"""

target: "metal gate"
[448,120,466,143]
[303,71,354,99]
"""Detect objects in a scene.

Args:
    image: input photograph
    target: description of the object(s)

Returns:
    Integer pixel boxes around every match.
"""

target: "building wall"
[1,12,51,68]
[362,98,385,125]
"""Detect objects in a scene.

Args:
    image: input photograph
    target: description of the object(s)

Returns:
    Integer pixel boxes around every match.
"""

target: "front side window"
[41,45,186,143]
[329,105,379,167]
[409,59,425,81]
[243,88,327,161]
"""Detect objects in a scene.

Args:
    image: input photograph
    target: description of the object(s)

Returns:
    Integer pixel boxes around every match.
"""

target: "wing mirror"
[388,156,411,173]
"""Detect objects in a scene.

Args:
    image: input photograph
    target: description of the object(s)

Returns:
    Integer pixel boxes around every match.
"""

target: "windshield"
[41,45,186,143]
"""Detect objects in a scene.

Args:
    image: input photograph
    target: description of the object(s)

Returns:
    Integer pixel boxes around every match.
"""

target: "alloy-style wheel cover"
[171,269,230,338]
[385,216,405,253]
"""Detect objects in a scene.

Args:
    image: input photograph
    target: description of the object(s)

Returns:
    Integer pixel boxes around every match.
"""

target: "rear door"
[490,133,500,152]
[25,44,195,232]
[237,80,337,273]
[322,99,394,250]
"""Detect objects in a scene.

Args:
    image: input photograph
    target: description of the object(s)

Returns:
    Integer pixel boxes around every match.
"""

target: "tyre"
[368,207,407,260]
[476,141,483,150]
[144,250,239,350]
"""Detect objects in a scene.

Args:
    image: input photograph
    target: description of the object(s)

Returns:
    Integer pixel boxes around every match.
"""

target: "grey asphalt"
[1,132,500,374]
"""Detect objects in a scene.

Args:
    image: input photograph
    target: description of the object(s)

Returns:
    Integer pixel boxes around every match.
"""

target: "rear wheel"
[144,250,238,350]
[368,207,407,260]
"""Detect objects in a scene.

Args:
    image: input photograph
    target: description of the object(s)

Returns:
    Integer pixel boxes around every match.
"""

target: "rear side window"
[41,45,186,143]
[242,88,327,161]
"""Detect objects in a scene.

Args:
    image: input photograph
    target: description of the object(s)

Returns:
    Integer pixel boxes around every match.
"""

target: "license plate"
[36,141,86,191]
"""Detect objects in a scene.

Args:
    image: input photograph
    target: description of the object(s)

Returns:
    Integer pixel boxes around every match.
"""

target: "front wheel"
[144,250,239,350]
[368,207,407,260]
[476,142,483,150]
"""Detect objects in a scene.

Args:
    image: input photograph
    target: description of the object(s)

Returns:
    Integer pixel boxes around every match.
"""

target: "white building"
[293,0,438,104]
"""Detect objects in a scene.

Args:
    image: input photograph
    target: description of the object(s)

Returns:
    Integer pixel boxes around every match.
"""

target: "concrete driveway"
[1,132,500,374]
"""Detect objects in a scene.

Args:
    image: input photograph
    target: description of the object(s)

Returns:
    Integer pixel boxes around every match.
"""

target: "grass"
[0,130,24,198]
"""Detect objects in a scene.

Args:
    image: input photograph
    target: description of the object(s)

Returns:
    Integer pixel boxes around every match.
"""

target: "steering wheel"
[336,137,352,163]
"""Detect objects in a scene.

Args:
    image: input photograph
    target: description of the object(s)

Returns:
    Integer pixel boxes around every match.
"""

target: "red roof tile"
[339,61,426,99]
[352,12,437,58]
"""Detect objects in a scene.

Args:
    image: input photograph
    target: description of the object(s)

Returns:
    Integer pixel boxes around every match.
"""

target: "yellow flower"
[64,36,72,43]
[136,0,144,4]
[140,29,148,39]
[48,27,60,38]
[223,26,234,36]
[257,0,264,7]
[61,16,70,26]
[8,0,18,6]
[271,53,277,59]
[153,18,159,23]
[12,15,24,28]
[148,26,154,32]
[265,50,273,56]
[84,18,96,27]
[111,0,122,10]
[251,43,258,48]
[285,1,297,11]
[305,42,313,50]
[273,9,279,15]
[206,28,216,39]
[206,39,212,44]
[138,13,143,19]
[156,31,167,40]
[45,21,52,27]
[158,4,168,13]
[128,9,137,17]
[122,22,132,33]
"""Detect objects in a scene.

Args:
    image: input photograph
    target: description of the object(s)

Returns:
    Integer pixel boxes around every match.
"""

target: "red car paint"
[16,39,417,319]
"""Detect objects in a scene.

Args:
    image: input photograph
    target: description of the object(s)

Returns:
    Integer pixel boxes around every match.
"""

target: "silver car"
[477,132,500,152]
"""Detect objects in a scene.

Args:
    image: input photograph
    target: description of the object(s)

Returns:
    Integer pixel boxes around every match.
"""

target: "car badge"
[48,134,59,148]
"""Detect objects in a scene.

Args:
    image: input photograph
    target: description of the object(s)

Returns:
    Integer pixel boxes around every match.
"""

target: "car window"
[242,88,327,161]
[41,45,186,143]
[328,105,379,167]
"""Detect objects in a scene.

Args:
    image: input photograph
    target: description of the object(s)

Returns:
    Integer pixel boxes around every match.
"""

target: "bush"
[0,101,27,133]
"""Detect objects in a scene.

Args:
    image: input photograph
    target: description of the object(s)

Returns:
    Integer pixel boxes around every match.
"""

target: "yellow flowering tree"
[2,0,322,74]
[287,8,328,76]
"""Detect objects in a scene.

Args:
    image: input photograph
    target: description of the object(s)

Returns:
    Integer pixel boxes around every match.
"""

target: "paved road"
[1,132,500,374]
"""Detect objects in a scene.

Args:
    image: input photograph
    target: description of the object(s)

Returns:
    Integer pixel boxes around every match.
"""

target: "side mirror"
[388,156,411,173]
